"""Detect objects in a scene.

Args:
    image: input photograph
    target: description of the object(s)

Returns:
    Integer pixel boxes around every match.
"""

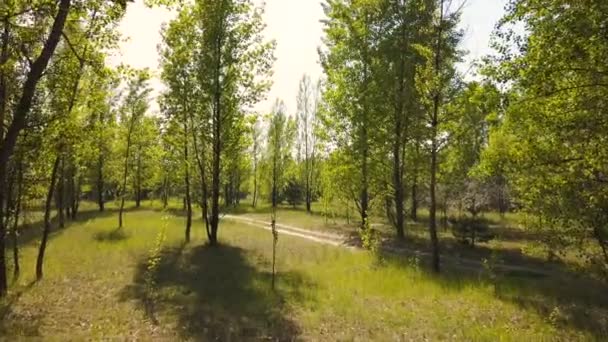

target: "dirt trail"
[224,214,556,277]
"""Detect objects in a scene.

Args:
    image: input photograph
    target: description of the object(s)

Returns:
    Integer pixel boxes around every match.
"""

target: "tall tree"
[193,0,274,245]
[481,0,608,272]
[418,0,463,272]
[321,0,385,228]
[296,75,319,213]
[118,70,151,229]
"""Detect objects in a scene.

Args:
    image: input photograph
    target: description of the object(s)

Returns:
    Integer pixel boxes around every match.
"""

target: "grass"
[1,205,606,340]
[230,199,602,275]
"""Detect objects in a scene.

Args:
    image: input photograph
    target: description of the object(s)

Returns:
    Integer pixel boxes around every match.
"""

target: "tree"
[320,0,385,228]
[251,116,263,207]
[416,0,463,272]
[267,99,295,289]
[376,0,436,239]
[296,74,319,213]
[0,0,130,296]
[481,0,608,273]
[188,0,274,245]
[0,0,73,296]
[118,70,151,229]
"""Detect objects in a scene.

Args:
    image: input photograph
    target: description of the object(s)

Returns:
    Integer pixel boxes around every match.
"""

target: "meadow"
[1,202,606,340]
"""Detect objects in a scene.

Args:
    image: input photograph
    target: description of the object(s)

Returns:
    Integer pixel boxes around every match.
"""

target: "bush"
[283,177,304,207]
[450,216,495,247]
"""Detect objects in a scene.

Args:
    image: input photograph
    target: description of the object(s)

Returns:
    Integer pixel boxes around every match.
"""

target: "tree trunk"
[183,114,192,243]
[393,145,405,239]
[135,151,141,208]
[360,131,369,228]
[72,173,79,219]
[0,18,9,143]
[162,176,168,209]
[0,1,71,296]
[0,0,71,288]
[188,111,210,237]
[119,115,137,228]
[11,159,23,279]
[36,156,61,281]
[209,32,223,246]
[252,168,258,208]
[57,157,65,229]
[428,0,445,274]
[97,109,105,212]
[411,179,418,221]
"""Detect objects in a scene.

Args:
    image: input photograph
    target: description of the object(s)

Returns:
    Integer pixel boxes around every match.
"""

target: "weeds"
[360,217,383,266]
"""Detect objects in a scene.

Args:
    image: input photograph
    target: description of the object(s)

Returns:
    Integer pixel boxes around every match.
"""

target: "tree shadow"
[15,207,137,248]
[93,227,131,242]
[119,242,314,340]
[0,281,41,337]
[380,245,608,339]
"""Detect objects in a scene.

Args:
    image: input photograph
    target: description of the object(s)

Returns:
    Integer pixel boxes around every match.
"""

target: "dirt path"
[224,214,555,277]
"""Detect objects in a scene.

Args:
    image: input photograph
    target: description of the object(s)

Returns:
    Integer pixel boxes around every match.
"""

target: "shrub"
[450,216,495,247]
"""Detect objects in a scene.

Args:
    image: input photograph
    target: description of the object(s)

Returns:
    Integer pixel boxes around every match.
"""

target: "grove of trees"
[0,0,606,298]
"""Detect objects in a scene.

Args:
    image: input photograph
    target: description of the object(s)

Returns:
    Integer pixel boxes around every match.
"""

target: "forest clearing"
[1,201,607,340]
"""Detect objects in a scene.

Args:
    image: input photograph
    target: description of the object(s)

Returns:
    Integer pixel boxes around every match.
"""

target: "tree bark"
[36,155,61,281]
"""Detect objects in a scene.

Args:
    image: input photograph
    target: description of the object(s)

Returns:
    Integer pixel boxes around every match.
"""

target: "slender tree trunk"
[97,155,104,212]
[252,165,258,208]
[392,16,408,239]
[162,175,168,209]
[57,157,65,229]
[118,101,142,228]
[209,31,223,246]
[36,156,61,281]
[0,1,70,295]
[72,173,79,219]
[393,144,405,239]
[188,111,210,237]
[135,151,142,208]
[428,0,445,273]
[411,176,418,221]
[359,38,371,229]
[1,0,72,295]
[11,159,23,279]
[119,130,134,229]
[0,19,8,293]
[183,114,192,243]
[97,110,105,212]
[0,17,9,143]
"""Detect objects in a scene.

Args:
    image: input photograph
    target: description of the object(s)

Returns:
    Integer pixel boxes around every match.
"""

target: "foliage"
[481,0,608,275]
[450,216,495,247]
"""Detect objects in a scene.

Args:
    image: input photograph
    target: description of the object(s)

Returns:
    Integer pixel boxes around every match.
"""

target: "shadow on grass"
[16,207,141,248]
[0,281,41,337]
[93,227,131,242]
[120,243,314,340]
[380,246,608,339]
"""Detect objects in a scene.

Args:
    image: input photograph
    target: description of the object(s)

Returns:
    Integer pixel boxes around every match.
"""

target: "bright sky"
[108,0,508,115]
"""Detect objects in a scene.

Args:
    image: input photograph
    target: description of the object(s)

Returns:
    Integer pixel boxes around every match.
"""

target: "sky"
[109,0,508,115]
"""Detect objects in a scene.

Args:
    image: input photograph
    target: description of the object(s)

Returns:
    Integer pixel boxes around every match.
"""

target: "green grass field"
[1,205,607,340]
